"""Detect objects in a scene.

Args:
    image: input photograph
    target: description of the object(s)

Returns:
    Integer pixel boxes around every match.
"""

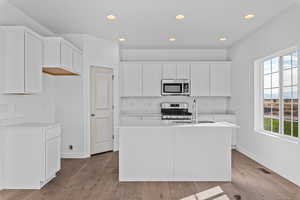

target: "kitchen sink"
[173,120,216,124]
[197,121,216,123]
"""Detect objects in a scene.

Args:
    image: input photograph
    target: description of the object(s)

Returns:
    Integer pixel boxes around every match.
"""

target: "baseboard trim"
[236,145,300,187]
[61,153,90,159]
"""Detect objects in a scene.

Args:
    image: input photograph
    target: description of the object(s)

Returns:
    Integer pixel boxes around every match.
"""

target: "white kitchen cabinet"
[119,124,233,181]
[177,63,190,79]
[214,114,237,149]
[2,123,61,189]
[119,61,231,97]
[119,127,174,180]
[25,32,43,93]
[162,63,177,79]
[174,127,231,181]
[142,63,162,96]
[162,63,190,79]
[61,42,73,68]
[191,63,210,96]
[121,63,142,96]
[43,37,82,75]
[72,50,83,74]
[210,63,231,96]
[0,27,43,94]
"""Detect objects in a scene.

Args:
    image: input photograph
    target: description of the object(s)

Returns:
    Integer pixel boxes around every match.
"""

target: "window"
[259,49,298,138]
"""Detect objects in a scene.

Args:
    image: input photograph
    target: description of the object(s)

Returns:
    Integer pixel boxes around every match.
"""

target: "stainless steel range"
[160,102,192,121]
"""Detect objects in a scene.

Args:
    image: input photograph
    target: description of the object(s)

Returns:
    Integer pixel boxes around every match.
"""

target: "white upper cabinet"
[162,63,190,79]
[43,37,82,75]
[210,63,231,96]
[191,63,210,96]
[121,63,142,97]
[60,42,73,68]
[0,27,43,94]
[177,63,190,79]
[25,32,43,93]
[120,62,231,97]
[72,50,83,74]
[142,64,162,96]
[162,63,177,79]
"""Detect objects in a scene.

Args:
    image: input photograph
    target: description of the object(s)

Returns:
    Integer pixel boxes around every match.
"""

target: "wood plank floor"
[1,150,300,200]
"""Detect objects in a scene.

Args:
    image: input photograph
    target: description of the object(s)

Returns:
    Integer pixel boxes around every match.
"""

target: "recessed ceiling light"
[244,14,255,20]
[106,15,117,20]
[219,37,227,41]
[176,15,185,20]
[119,38,126,42]
[169,37,176,41]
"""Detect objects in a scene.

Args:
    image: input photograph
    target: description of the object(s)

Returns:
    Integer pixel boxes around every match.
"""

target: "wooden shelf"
[42,67,79,76]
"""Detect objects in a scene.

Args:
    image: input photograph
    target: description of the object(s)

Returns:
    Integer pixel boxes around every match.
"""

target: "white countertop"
[119,119,238,128]
[4,122,59,128]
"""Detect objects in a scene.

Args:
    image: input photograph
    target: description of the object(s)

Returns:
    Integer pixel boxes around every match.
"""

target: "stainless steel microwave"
[161,79,191,96]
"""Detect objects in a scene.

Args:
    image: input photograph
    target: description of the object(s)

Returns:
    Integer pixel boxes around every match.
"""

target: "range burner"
[160,102,192,121]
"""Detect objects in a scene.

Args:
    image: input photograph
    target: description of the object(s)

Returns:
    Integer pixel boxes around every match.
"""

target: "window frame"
[254,46,299,142]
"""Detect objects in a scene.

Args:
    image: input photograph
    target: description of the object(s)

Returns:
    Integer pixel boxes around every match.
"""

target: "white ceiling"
[8,0,296,49]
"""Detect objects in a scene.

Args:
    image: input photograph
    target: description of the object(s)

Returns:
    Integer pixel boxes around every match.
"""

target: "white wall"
[53,76,85,158]
[121,49,228,61]
[229,4,300,186]
[0,1,56,190]
[120,97,231,115]
[0,1,53,36]
[82,35,120,153]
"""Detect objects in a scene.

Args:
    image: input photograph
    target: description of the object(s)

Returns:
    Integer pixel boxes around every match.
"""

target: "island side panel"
[119,127,174,181]
[174,127,232,181]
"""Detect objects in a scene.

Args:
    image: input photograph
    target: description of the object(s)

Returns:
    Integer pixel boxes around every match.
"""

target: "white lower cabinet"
[174,127,231,180]
[119,125,232,181]
[119,127,173,180]
[214,115,237,148]
[2,123,61,189]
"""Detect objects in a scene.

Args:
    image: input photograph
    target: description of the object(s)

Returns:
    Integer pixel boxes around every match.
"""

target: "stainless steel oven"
[161,79,191,96]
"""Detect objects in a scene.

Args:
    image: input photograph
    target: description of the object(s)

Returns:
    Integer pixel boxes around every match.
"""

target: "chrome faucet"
[192,98,198,123]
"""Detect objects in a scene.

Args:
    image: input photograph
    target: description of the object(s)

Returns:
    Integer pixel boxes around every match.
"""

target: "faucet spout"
[193,98,198,123]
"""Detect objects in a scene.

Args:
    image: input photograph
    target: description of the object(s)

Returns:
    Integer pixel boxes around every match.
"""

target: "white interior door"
[90,67,113,155]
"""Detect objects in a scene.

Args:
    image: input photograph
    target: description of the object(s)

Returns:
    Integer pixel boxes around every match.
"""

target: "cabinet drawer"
[46,125,61,140]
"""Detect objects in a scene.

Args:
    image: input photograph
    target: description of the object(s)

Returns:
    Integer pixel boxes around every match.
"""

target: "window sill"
[255,130,299,144]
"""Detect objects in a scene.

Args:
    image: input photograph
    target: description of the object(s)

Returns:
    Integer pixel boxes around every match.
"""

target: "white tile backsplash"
[120,96,231,115]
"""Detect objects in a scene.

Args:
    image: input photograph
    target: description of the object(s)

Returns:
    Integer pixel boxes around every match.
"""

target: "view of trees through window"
[263,51,298,137]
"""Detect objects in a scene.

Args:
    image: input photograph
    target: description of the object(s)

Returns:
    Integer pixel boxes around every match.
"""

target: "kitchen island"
[119,120,237,182]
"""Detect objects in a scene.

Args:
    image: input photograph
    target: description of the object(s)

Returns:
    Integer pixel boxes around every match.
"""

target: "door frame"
[83,65,118,157]
[89,66,114,155]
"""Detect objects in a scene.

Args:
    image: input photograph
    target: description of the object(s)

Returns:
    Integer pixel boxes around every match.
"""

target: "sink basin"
[173,121,216,124]
[197,121,216,123]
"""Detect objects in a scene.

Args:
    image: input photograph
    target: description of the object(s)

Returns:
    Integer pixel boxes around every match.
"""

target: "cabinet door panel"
[174,127,231,180]
[177,63,190,79]
[1,30,25,93]
[142,64,162,96]
[119,127,174,180]
[191,63,210,96]
[121,63,142,96]
[25,32,42,93]
[162,63,177,79]
[72,51,82,74]
[210,63,231,96]
[43,39,60,67]
[61,42,73,69]
[46,136,61,180]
